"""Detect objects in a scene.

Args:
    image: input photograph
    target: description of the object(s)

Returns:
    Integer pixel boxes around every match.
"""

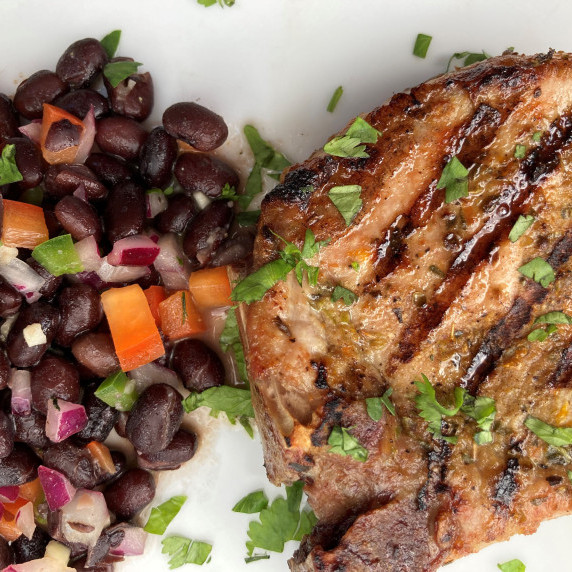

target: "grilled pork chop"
[240,51,572,571]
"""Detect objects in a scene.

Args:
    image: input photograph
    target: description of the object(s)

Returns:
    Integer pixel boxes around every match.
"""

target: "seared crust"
[242,51,572,570]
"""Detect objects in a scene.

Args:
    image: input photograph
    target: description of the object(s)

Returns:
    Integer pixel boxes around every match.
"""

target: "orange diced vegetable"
[2,497,28,518]
[188,266,232,308]
[101,284,165,371]
[0,511,22,541]
[18,477,43,504]
[87,441,116,475]
[143,285,167,326]
[1,199,49,249]
[40,103,85,165]
[159,290,206,341]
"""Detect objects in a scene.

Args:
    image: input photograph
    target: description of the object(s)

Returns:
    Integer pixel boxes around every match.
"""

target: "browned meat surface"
[241,51,572,571]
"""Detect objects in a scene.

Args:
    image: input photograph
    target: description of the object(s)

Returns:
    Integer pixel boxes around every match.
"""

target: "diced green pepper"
[31,234,84,277]
[94,371,138,411]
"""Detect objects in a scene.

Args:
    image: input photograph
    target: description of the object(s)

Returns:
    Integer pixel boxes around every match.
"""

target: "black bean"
[139,127,177,188]
[156,193,197,235]
[138,429,197,471]
[6,137,44,190]
[114,411,128,439]
[0,94,19,142]
[6,302,60,368]
[171,339,225,392]
[44,163,107,200]
[31,355,80,415]
[0,443,40,486]
[27,258,63,300]
[210,231,254,267]
[13,525,51,563]
[54,89,110,119]
[0,275,22,318]
[163,101,228,151]
[44,119,81,153]
[13,70,69,120]
[85,153,133,189]
[95,117,148,161]
[106,66,154,121]
[56,38,108,89]
[183,200,233,267]
[71,332,120,378]
[42,209,63,240]
[0,536,12,569]
[13,409,50,450]
[174,153,239,198]
[103,468,155,520]
[76,385,119,443]
[56,284,103,347]
[0,410,14,459]
[126,384,183,454]
[43,440,100,489]
[0,347,9,390]
[54,195,102,242]
[104,181,145,243]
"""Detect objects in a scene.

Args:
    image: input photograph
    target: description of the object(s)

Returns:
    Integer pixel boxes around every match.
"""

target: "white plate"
[0,1,571,570]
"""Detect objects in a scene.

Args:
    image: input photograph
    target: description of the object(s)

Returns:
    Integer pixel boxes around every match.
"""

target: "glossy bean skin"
[0,275,22,317]
[27,258,63,300]
[85,153,133,189]
[171,339,225,392]
[43,440,101,489]
[0,347,9,390]
[174,153,239,198]
[106,69,154,121]
[13,526,51,563]
[76,385,119,443]
[55,195,102,242]
[183,200,233,267]
[13,70,69,120]
[210,231,254,267]
[0,94,18,142]
[114,412,128,439]
[103,468,155,520]
[6,302,60,368]
[125,384,183,454]
[56,284,103,346]
[13,409,50,450]
[31,355,80,415]
[54,88,110,119]
[104,181,145,243]
[0,410,14,459]
[56,38,108,89]
[44,163,107,200]
[71,332,120,378]
[137,429,197,471]
[0,443,40,486]
[156,193,197,235]
[162,101,228,151]
[139,127,177,188]
[7,137,44,190]
[0,537,12,569]
[95,117,148,161]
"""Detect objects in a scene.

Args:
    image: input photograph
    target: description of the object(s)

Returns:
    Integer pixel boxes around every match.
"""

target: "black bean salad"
[0,31,259,570]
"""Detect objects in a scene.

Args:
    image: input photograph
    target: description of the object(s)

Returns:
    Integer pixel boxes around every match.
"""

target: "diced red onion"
[72,271,109,291]
[75,106,96,164]
[15,501,36,540]
[96,257,150,283]
[0,257,46,304]
[128,361,181,393]
[107,235,160,267]
[146,189,168,218]
[18,120,42,145]
[144,228,160,244]
[109,524,147,557]
[74,235,102,272]
[153,233,190,290]
[0,244,18,266]
[45,399,88,443]
[72,183,87,202]
[38,466,77,511]
[0,485,20,502]
[11,369,32,416]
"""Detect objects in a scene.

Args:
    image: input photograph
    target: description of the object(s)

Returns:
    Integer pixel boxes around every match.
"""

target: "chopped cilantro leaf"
[220,307,249,384]
[447,50,490,71]
[532,130,543,142]
[100,30,121,59]
[181,292,188,324]
[534,311,572,325]
[0,144,23,185]
[413,33,432,58]
[345,116,380,143]
[328,185,363,225]
[518,257,555,287]
[351,261,360,271]
[366,388,395,421]
[525,415,572,446]
[237,210,261,227]
[245,554,270,563]
[461,394,496,445]
[198,0,234,5]
[323,117,380,158]
[328,426,368,461]
[514,144,526,159]
[145,496,187,535]
[220,183,238,200]
[497,560,526,572]
[331,285,358,306]
[437,156,469,203]
[528,324,557,342]
[161,536,212,568]
[508,214,534,242]
[103,61,142,88]
[327,86,343,113]
[233,491,268,514]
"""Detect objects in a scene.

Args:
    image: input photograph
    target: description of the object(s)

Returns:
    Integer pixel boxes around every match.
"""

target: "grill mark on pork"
[547,344,572,387]
[392,113,572,369]
[310,397,344,447]
[311,361,329,389]
[494,457,520,507]
[417,443,452,511]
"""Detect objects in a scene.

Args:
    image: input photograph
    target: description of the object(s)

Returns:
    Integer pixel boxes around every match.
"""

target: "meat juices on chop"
[241,51,572,571]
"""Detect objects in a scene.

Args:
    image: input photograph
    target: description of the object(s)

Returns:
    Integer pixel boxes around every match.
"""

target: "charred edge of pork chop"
[242,51,572,571]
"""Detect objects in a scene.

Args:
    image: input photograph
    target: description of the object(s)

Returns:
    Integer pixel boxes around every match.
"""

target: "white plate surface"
[0,1,571,570]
